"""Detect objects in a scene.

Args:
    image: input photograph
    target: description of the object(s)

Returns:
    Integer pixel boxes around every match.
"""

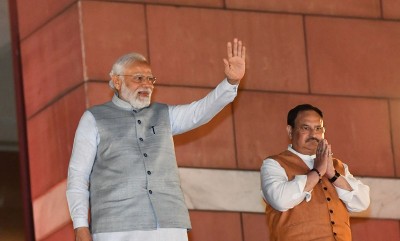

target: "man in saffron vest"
[66,38,246,241]
[261,104,370,241]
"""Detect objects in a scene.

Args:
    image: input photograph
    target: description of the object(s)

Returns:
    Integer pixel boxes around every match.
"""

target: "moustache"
[137,87,152,93]
[306,137,321,143]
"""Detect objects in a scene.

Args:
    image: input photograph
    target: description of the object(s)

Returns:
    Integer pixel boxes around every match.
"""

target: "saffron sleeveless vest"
[88,101,191,233]
[265,150,351,241]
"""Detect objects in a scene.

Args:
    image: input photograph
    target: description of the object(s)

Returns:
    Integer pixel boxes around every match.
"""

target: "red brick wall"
[16,0,400,240]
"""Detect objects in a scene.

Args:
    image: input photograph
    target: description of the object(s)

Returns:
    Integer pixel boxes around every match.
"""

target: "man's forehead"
[295,110,323,123]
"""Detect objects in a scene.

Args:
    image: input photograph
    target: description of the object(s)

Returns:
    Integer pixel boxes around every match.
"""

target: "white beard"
[120,82,152,109]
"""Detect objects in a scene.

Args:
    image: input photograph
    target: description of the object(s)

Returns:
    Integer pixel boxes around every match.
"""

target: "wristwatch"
[329,170,340,183]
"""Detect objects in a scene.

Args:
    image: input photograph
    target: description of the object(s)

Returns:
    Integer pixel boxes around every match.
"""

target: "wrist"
[227,78,240,85]
[326,170,336,179]
[328,170,340,183]
[310,168,321,179]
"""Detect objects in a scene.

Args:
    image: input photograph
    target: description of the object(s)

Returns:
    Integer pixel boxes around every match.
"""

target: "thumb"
[223,58,229,68]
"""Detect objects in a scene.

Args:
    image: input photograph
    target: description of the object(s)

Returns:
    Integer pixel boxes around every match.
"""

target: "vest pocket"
[90,180,146,208]
[144,123,169,138]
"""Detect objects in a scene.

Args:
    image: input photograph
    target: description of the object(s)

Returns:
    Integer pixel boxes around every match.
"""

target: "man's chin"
[305,143,318,152]
[131,99,151,109]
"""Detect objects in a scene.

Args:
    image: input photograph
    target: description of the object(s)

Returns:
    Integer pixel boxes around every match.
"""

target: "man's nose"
[139,80,154,87]
[308,129,319,136]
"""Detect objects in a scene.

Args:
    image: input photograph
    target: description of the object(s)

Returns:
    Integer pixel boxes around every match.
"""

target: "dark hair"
[287,104,323,127]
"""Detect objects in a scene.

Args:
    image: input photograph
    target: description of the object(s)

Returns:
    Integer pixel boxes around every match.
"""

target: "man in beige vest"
[261,104,370,241]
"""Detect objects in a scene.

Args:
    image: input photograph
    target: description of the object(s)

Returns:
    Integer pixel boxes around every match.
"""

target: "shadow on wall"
[0,151,25,241]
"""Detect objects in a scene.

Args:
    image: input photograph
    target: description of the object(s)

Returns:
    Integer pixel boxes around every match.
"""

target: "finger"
[318,139,324,150]
[237,40,242,57]
[233,38,238,57]
[328,144,333,157]
[325,140,331,156]
[323,140,329,155]
[242,46,246,59]
[227,42,233,59]
[316,140,323,156]
[325,140,333,156]
[321,145,326,157]
[321,140,328,156]
[223,59,229,68]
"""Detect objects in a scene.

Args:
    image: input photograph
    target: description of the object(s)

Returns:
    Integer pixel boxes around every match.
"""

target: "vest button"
[331,221,335,225]
[144,153,148,157]
[149,190,152,194]
[147,171,151,175]
[138,120,141,124]
[334,232,337,236]
[139,138,143,141]
[330,209,333,213]
[323,187,328,190]
[327,197,331,201]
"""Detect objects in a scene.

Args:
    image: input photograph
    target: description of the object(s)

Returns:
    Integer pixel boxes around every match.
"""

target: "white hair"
[108,53,149,90]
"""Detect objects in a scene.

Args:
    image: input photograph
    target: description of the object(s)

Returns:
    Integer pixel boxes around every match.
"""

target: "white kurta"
[261,145,370,212]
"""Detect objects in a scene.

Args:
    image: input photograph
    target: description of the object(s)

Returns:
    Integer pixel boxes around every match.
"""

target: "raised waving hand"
[223,38,246,85]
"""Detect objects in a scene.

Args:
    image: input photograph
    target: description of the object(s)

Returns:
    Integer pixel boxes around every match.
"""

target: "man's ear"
[112,75,122,91]
[286,125,293,140]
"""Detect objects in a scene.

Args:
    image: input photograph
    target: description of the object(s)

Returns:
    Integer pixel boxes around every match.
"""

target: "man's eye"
[135,76,144,81]
[302,126,310,131]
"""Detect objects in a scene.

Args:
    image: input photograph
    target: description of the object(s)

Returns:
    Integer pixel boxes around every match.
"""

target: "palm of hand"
[225,56,245,80]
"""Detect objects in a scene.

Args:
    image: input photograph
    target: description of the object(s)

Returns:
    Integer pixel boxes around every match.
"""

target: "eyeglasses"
[117,74,156,84]
[296,125,325,134]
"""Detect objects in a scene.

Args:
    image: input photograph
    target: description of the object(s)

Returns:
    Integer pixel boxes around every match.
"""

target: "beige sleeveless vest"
[265,150,351,241]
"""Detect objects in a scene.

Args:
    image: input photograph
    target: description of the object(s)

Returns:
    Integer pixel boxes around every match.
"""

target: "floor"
[0,151,25,241]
